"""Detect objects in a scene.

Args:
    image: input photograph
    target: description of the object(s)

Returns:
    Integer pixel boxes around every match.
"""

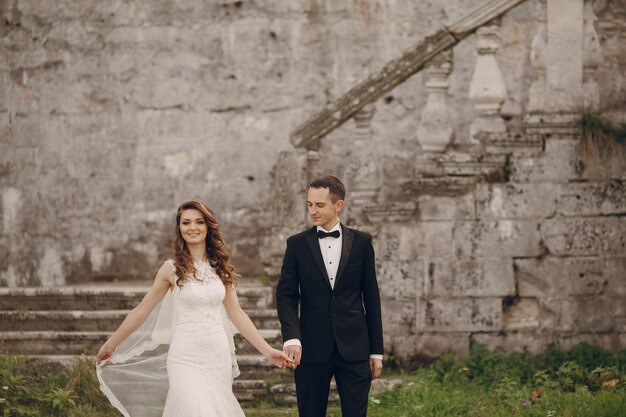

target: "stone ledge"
[524,113,581,137]
[363,202,417,223]
[479,131,544,156]
[438,153,507,176]
[402,176,477,197]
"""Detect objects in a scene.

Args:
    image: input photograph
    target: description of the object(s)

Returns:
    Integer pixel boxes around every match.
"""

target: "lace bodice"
[168,259,226,327]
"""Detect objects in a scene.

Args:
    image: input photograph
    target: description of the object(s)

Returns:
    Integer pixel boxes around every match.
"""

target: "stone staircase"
[0,279,295,402]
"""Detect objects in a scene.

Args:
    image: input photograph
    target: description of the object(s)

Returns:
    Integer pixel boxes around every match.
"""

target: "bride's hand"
[96,342,115,366]
[265,348,294,368]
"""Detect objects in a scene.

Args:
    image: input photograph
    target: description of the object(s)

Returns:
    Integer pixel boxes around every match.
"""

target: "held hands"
[265,348,295,369]
[282,345,301,369]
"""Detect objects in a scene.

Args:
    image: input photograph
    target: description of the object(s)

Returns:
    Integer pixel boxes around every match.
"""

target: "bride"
[96,199,292,417]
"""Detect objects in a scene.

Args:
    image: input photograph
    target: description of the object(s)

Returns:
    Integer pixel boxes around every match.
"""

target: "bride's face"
[179,209,208,246]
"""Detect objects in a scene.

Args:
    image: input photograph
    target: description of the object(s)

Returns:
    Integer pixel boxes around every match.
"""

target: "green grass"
[1,343,624,416]
[0,356,119,417]
[244,372,625,417]
[246,343,626,417]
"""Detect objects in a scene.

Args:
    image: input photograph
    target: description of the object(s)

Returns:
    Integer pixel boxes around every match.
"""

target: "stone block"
[613,297,626,333]
[536,296,614,333]
[420,222,455,258]
[542,217,626,256]
[476,183,557,219]
[558,333,621,352]
[417,194,475,221]
[381,299,416,336]
[536,298,576,332]
[425,257,514,297]
[377,222,454,262]
[472,331,551,354]
[503,298,540,331]
[420,298,502,332]
[390,333,470,361]
[378,260,424,300]
[557,181,626,216]
[571,296,614,332]
[604,258,626,297]
[454,220,542,257]
[510,139,582,182]
[516,257,606,297]
[370,379,403,396]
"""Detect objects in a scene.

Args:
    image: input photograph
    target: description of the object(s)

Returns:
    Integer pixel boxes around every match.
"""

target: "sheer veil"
[96,276,240,417]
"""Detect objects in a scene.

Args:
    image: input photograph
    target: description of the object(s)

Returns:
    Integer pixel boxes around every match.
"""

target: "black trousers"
[294,345,372,417]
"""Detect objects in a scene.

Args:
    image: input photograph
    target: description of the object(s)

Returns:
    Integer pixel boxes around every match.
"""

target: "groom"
[276,175,383,417]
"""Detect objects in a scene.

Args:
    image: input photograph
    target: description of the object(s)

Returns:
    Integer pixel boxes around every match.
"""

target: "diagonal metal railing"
[289,0,528,149]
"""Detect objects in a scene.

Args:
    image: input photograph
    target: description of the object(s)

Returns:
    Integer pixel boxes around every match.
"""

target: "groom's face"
[307,187,344,230]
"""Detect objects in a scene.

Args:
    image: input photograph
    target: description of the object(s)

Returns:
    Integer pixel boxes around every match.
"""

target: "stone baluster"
[528,0,547,113]
[346,103,381,206]
[545,0,584,112]
[468,19,507,142]
[583,0,602,111]
[416,50,454,152]
[305,141,321,182]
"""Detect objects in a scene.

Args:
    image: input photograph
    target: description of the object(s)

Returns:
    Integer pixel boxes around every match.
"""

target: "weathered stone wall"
[1,0,492,284]
[1,0,552,285]
[372,150,626,361]
[1,0,625,359]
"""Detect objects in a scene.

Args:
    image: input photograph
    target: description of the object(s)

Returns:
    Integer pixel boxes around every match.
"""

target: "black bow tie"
[317,230,340,239]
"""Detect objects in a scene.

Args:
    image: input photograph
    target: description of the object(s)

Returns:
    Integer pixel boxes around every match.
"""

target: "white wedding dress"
[97,259,245,417]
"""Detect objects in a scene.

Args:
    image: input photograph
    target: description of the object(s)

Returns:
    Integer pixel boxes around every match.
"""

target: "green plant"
[44,387,77,415]
[578,112,626,154]
[0,370,40,417]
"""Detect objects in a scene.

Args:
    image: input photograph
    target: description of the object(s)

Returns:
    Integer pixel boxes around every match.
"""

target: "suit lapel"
[304,227,332,288]
[334,225,353,289]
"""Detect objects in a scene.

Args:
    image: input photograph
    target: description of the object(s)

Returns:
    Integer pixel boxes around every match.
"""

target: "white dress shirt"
[283,221,383,361]
[317,222,342,289]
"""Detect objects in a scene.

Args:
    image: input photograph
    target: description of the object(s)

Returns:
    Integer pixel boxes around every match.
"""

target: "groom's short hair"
[309,175,345,203]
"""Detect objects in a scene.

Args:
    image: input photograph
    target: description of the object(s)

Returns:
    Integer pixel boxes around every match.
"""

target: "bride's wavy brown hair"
[171,199,238,287]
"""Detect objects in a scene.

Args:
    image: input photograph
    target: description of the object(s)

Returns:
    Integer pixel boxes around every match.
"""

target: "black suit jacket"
[276,225,383,363]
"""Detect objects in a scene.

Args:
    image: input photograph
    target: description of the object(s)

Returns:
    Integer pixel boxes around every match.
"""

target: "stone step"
[0,282,275,311]
[0,310,127,332]
[237,354,293,380]
[0,308,279,332]
[6,353,281,403]
[11,352,290,383]
[0,329,283,356]
[233,379,268,401]
[0,331,109,355]
[234,329,283,354]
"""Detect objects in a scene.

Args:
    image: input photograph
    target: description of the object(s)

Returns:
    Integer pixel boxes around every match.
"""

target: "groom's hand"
[284,345,302,368]
[370,358,383,380]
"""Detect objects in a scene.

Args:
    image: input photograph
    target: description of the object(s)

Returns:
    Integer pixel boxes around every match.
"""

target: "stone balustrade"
[272,0,625,360]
